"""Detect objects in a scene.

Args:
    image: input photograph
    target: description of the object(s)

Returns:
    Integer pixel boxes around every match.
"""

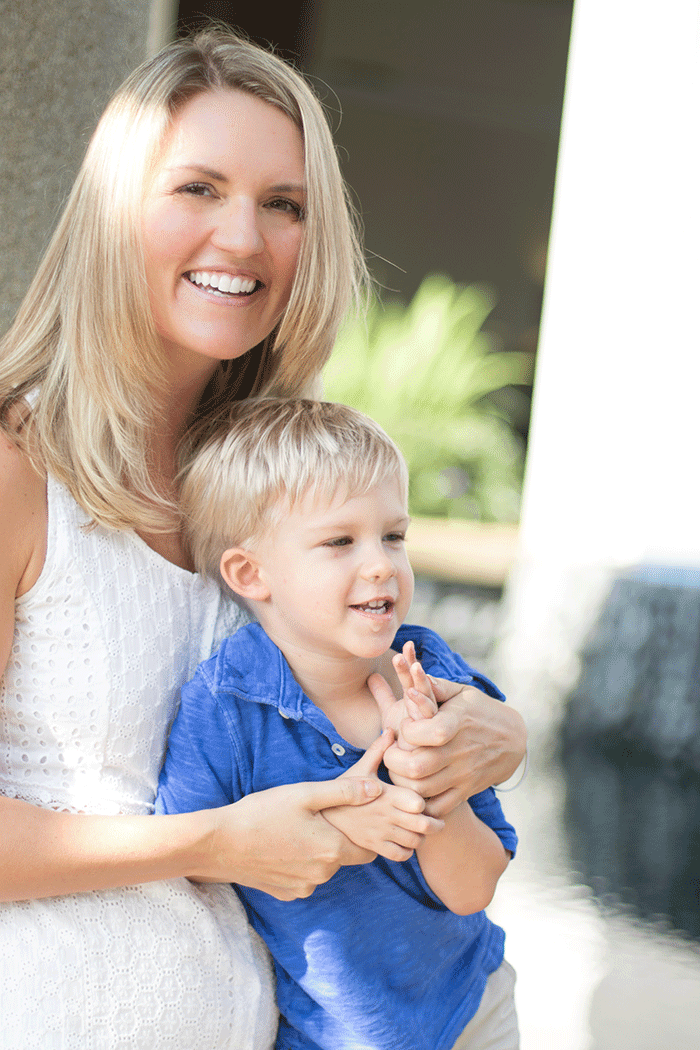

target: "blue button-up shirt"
[157,622,517,1050]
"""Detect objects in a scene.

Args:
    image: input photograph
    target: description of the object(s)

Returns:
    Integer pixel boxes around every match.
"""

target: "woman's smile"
[185,271,259,296]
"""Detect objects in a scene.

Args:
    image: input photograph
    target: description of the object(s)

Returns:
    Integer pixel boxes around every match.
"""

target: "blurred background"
[2,1,700,1046]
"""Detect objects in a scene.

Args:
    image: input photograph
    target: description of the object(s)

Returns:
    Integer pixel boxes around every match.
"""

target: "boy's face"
[252,478,414,663]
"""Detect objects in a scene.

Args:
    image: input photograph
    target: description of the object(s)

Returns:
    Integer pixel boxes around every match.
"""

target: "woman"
[0,28,526,1048]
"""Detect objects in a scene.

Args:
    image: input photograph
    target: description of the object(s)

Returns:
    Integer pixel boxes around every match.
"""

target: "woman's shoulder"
[0,422,48,599]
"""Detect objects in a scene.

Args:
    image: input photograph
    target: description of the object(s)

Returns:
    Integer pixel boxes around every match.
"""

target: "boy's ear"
[219,547,270,602]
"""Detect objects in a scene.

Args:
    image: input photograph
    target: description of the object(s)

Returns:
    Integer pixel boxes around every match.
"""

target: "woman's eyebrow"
[166,164,228,181]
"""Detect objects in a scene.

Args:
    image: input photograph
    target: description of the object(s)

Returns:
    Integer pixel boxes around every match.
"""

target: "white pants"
[449,960,519,1050]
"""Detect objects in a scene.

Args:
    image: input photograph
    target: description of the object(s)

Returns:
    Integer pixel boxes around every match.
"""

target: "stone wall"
[562,572,700,771]
[0,0,163,334]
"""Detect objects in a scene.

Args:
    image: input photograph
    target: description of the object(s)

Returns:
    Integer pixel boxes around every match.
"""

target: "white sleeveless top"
[0,477,277,1049]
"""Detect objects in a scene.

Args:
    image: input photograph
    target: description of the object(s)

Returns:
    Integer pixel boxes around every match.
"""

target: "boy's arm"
[415,801,511,915]
[371,641,515,913]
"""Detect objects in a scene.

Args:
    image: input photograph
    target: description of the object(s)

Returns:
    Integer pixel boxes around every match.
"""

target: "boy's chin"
[347,636,398,662]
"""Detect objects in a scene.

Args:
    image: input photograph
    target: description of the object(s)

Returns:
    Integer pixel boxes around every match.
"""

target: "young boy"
[157,399,519,1050]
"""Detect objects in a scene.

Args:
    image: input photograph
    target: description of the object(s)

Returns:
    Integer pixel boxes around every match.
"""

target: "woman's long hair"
[0,27,368,532]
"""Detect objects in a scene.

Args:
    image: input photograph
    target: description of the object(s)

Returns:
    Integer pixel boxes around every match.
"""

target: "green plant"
[323,275,534,521]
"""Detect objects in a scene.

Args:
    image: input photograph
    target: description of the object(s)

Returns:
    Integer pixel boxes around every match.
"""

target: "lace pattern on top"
[0,476,245,814]
[0,477,276,1049]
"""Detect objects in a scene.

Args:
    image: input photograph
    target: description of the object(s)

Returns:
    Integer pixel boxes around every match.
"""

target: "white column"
[523,0,700,570]
[499,0,700,734]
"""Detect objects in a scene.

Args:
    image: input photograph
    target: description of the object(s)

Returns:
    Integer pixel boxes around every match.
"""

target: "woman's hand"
[322,729,444,862]
[195,764,388,900]
[368,672,527,819]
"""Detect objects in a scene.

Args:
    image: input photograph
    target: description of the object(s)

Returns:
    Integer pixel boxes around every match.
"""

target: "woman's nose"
[211,199,264,257]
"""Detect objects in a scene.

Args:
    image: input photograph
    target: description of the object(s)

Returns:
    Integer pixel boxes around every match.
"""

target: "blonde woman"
[0,28,526,1048]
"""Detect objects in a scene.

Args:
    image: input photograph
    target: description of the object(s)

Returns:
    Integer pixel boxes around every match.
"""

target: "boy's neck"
[259,623,401,749]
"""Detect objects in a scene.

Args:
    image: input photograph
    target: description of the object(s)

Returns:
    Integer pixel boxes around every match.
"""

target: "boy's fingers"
[392,653,415,694]
[407,689,438,720]
[342,728,394,781]
[409,660,437,703]
[367,672,399,718]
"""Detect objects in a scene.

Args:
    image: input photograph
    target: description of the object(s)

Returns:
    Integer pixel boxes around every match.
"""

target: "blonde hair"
[179,398,409,581]
[0,27,368,531]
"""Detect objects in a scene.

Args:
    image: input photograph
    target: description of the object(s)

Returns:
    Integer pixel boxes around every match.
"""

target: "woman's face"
[141,88,305,375]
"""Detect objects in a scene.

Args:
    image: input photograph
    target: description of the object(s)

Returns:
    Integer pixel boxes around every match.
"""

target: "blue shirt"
[157,623,518,1050]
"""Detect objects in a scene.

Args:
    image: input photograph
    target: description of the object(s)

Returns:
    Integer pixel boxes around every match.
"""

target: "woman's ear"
[219,547,270,602]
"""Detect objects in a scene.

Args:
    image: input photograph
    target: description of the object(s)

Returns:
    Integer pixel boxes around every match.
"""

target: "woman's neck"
[134,368,219,573]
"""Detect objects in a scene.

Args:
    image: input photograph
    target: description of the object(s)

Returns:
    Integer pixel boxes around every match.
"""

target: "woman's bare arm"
[0,778,382,902]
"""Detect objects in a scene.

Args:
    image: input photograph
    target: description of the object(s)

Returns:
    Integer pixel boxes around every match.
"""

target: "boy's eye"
[384,533,406,543]
[324,537,352,548]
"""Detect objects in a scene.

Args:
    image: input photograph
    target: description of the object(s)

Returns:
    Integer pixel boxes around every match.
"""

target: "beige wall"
[305,0,572,350]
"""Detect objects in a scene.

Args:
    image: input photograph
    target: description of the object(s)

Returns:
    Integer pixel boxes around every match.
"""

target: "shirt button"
[331,743,346,756]
[279,710,290,720]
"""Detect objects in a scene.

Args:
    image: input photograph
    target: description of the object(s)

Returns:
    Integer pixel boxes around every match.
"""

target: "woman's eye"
[268,198,304,220]
[177,182,214,197]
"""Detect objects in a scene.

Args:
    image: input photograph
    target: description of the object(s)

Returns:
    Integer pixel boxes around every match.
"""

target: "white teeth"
[188,272,257,294]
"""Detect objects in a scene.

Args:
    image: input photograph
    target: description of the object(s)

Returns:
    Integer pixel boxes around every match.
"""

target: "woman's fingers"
[302,732,397,813]
[211,781,379,896]
[423,788,463,820]
[382,741,460,798]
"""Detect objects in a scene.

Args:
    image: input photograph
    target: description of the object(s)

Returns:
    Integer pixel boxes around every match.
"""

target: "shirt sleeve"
[413,626,518,856]
[468,787,518,857]
[155,663,244,816]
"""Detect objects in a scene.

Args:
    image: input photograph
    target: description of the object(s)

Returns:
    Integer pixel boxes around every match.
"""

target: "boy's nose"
[360,548,397,582]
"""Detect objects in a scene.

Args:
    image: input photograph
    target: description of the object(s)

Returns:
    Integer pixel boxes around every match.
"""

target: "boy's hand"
[368,641,438,751]
[322,729,444,863]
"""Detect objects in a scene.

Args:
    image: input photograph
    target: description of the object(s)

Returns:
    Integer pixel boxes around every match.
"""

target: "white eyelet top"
[0,476,277,1049]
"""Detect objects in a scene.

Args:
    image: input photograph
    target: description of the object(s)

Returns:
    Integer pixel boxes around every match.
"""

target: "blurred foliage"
[323,275,534,522]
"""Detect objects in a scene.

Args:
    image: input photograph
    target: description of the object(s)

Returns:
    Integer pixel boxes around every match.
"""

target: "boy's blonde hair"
[179,399,409,580]
[0,27,368,533]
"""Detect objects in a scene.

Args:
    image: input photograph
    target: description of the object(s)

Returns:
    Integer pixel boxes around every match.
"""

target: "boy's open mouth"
[350,599,394,615]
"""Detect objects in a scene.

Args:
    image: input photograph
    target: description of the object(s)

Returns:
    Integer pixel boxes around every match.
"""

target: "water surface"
[411,576,700,1050]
